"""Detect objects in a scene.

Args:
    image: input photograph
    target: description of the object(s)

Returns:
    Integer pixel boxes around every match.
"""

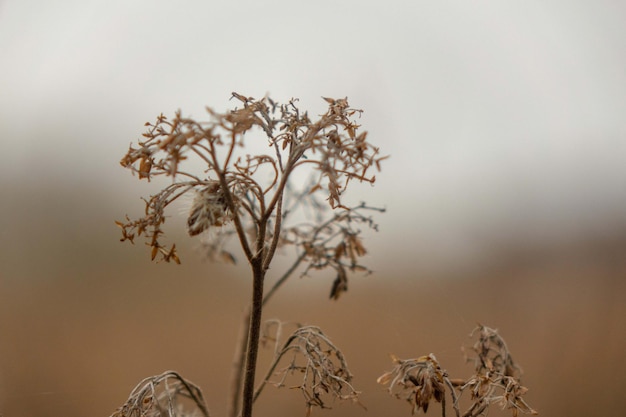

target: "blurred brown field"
[1,181,625,417]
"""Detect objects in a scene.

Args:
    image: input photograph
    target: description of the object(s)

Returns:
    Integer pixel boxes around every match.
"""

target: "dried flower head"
[116,93,386,264]
[378,325,537,417]
[460,324,538,417]
[256,322,363,416]
[377,354,446,414]
[110,371,209,417]
[187,182,231,236]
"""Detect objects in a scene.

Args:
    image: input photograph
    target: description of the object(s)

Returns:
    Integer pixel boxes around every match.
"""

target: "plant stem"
[227,252,305,417]
[227,306,250,417]
[241,259,265,417]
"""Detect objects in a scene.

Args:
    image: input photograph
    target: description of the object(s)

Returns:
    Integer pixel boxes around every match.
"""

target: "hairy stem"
[228,251,306,417]
[241,260,265,417]
[227,306,250,417]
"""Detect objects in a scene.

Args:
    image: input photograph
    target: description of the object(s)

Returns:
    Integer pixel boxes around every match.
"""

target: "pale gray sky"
[1,0,625,268]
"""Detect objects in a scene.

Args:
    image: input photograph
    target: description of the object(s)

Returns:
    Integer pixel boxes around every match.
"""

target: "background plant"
[377,324,538,417]
[115,93,385,417]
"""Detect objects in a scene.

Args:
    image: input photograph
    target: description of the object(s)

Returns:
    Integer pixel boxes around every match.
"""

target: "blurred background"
[1,1,625,416]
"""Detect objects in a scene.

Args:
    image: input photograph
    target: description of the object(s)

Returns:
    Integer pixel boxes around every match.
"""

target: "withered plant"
[115,93,386,417]
[114,93,536,417]
[255,321,364,417]
[377,324,538,417]
[110,371,209,417]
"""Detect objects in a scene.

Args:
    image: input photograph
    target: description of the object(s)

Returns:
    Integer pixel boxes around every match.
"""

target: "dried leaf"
[329,265,348,300]
[376,371,393,385]
[220,251,237,265]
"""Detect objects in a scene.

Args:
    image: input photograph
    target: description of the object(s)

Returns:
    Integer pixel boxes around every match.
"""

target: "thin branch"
[208,139,254,262]
[262,252,306,306]
[227,306,250,417]
[262,192,283,271]
[241,261,265,417]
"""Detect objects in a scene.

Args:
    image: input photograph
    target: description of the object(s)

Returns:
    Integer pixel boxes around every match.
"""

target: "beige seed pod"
[187,182,227,236]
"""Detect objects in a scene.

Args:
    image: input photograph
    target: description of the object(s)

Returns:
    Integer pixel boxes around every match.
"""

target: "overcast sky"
[1,0,625,268]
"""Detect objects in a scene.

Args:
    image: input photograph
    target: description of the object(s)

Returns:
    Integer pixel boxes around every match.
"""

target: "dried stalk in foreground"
[115,93,385,417]
[255,322,364,416]
[378,324,537,417]
[110,371,209,417]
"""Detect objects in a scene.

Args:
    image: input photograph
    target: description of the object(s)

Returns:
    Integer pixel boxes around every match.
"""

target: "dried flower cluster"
[378,324,537,417]
[111,371,209,417]
[377,354,448,414]
[116,93,386,266]
[256,323,362,417]
[460,325,538,417]
[282,202,384,300]
[187,181,231,236]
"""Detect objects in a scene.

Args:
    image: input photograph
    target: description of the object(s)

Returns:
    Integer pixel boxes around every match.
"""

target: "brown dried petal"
[138,157,152,179]
[329,265,348,300]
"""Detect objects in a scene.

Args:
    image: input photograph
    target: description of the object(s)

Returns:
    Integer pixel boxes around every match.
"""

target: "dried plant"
[114,93,536,417]
[110,371,209,417]
[377,324,538,417]
[255,321,363,416]
[115,93,385,417]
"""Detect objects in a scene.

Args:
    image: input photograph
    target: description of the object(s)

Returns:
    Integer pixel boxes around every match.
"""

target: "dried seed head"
[187,182,229,236]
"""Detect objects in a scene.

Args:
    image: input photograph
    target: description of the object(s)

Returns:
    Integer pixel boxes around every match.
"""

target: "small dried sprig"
[377,354,449,415]
[280,202,385,300]
[255,322,363,416]
[464,323,519,378]
[378,325,537,417]
[459,324,538,417]
[110,371,210,417]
